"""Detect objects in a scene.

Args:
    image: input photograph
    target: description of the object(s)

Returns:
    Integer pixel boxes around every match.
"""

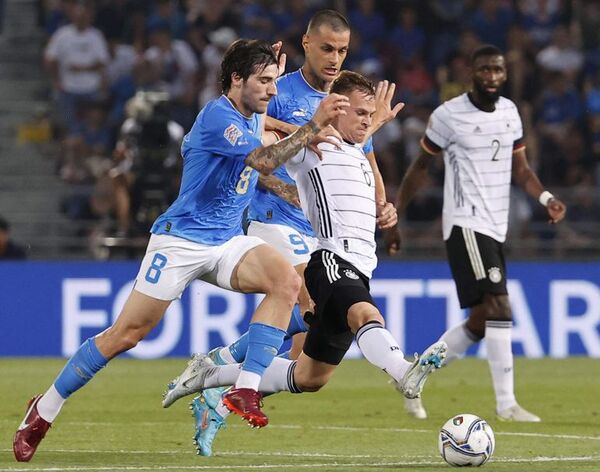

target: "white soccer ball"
[438,414,495,467]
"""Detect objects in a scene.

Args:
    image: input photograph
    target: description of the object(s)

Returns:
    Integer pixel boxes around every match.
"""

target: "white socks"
[485,320,516,411]
[204,357,296,394]
[355,321,412,382]
[440,321,481,364]
[37,385,66,423]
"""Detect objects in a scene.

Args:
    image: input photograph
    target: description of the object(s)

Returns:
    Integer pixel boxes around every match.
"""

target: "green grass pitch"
[1,357,599,471]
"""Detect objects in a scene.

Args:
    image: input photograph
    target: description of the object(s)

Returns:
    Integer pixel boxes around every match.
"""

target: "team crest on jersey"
[344,269,359,280]
[223,124,243,146]
[488,267,502,283]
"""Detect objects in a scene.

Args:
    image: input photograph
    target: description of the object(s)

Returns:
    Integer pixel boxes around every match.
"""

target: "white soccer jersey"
[423,93,524,243]
[286,139,377,278]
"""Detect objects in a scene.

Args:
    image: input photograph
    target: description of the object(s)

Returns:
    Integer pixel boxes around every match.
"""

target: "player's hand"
[383,226,402,255]
[547,197,566,224]
[371,80,405,131]
[271,41,286,77]
[311,93,350,130]
[376,201,398,229]
[309,125,343,159]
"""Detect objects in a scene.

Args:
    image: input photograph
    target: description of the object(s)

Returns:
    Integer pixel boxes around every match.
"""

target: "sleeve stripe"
[421,136,443,155]
[512,139,526,153]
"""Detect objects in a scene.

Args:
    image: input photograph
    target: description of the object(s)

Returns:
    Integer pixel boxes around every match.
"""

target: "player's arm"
[512,147,566,223]
[385,142,436,254]
[245,93,350,174]
[257,174,301,208]
[265,116,298,136]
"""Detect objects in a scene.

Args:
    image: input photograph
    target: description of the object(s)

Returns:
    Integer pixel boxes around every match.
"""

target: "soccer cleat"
[397,341,447,399]
[162,354,218,408]
[13,395,52,462]
[222,387,268,428]
[497,403,541,422]
[404,397,428,419]
[203,347,230,409]
[191,395,226,456]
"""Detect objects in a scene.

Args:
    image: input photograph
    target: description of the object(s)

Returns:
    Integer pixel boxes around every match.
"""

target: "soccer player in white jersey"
[13,39,351,462]
[162,72,447,445]
[387,44,566,421]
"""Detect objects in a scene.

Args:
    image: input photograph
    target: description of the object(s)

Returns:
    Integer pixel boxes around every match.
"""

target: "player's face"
[239,63,279,115]
[471,55,507,102]
[336,90,376,144]
[303,26,350,86]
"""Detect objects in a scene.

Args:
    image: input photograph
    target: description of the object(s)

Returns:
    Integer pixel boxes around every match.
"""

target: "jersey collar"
[221,95,255,121]
[298,69,328,96]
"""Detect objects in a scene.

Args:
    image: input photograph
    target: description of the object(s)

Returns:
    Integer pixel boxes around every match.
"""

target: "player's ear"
[301,34,309,52]
[231,72,243,89]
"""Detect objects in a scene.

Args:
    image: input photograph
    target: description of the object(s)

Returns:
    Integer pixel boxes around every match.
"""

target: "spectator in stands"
[107,91,184,236]
[60,100,112,183]
[147,0,188,40]
[536,26,584,80]
[44,0,109,134]
[0,216,26,260]
[143,17,199,129]
[469,0,514,51]
[519,0,563,49]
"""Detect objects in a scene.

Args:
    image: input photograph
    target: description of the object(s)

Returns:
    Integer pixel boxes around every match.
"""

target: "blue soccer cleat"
[202,347,231,408]
[191,394,226,456]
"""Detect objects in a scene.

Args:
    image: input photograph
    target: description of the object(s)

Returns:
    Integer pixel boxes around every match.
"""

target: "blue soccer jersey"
[152,95,262,245]
[248,69,374,236]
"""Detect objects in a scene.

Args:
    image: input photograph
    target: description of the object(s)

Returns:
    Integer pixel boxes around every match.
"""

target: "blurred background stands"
[0,0,599,260]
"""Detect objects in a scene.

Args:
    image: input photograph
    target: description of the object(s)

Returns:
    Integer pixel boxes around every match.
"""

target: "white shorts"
[134,233,266,300]
[247,221,318,267]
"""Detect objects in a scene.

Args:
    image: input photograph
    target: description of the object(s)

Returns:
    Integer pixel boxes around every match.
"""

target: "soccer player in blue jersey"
[187,10,403,457]
[13,38,350,462]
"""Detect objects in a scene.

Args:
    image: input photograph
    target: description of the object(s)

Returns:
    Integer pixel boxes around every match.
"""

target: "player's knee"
[482,294,512,321]
[271,266,302,304]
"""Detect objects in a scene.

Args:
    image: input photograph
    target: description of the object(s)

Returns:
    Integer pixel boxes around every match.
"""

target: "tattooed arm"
[245,93,350,174]
[246,120,322,174]
[258,174,301,208]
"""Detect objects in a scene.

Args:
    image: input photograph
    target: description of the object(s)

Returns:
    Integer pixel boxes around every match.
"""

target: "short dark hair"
[330,70,375,97]
[220,39,278,94]
[306,9,350,34]
[471,44,504,65]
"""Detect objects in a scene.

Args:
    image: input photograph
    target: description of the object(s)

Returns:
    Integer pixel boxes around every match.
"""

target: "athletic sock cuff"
[355,320,384,343]
[287,361,302,393]
[485,320,512,329]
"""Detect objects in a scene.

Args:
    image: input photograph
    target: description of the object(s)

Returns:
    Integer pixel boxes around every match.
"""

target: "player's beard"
[474,81,501,105]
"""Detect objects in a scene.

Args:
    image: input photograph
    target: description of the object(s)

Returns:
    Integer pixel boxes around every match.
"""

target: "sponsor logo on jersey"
[488,267,502,283]
[223,124,243,146]
[344,269,359,280]
[292,109,308,117]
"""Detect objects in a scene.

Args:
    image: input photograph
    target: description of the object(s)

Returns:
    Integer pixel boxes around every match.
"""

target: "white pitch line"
[1,456,600,472]
[3,420,600,442]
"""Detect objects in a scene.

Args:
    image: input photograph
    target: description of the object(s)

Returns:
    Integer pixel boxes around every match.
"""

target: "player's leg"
[446,227,539,422]
[14,233,178,462]
[222,241,301,425]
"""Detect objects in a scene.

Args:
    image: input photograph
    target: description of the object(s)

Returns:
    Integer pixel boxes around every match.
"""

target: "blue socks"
[241,322,287,376]
[229,306,307,362]
[54,337,108,398]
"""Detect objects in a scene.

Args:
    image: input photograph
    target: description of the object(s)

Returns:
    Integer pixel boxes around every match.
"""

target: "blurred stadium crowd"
[38,0,600,259]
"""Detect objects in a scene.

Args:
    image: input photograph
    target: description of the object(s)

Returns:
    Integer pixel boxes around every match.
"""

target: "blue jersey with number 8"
[152,95,262,245]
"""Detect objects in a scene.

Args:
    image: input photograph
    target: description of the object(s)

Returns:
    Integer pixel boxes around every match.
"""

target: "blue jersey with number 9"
[152,95,262,245]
